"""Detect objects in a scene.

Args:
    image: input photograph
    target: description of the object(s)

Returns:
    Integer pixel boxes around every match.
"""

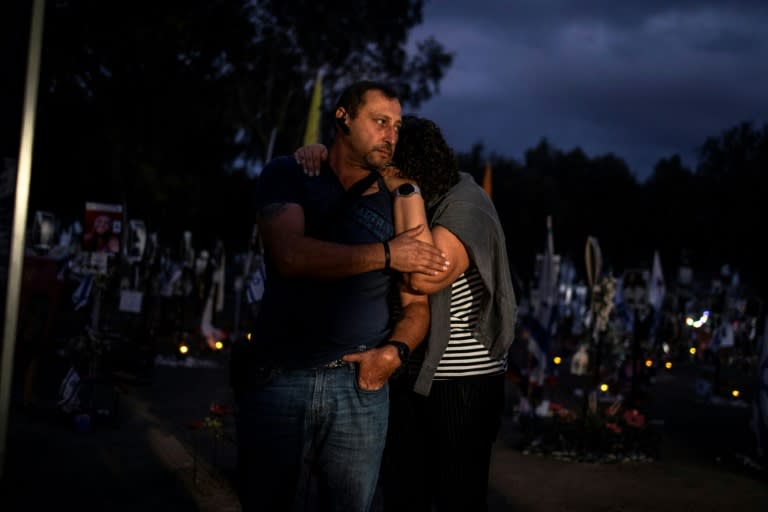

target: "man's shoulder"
[254,156,306,208]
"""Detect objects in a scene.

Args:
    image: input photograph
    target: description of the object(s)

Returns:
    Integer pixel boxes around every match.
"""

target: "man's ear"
[336,116,350,135]
[335,108,350,135]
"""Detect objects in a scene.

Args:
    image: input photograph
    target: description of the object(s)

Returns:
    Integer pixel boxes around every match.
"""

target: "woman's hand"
[294,144,328,176]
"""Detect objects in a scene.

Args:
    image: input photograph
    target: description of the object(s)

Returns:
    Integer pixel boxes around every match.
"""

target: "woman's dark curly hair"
[392,115,460,206]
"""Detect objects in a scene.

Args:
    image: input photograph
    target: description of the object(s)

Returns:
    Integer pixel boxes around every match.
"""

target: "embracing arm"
[408,225,470,294]
[259,198,448,280]
[259,201,391,279]
[294,144,469,294]
[382,170,441,291]
[284,146,449,278]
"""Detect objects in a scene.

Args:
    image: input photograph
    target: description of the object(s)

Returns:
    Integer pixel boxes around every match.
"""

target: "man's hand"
[342,345,401,390]
[389,225,449,275]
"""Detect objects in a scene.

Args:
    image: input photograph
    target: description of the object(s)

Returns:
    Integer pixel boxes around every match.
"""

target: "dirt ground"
[485,363,768,511]
[488,445,767,512]
[7,347,764,512]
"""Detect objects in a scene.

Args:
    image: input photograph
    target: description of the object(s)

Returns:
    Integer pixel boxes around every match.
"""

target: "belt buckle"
[322,359,348,369]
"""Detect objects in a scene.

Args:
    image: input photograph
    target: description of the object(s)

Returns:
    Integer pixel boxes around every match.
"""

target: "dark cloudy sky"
[408,0,768,181]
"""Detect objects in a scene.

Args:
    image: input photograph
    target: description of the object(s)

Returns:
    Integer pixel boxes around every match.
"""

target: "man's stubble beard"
[362,145,394,171]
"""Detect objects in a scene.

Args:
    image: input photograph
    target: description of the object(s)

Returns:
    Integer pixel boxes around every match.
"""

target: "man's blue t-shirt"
[252,156,395,368]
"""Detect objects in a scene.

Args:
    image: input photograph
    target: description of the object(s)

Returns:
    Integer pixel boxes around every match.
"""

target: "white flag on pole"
[535,216,558,329]
[648,250,665,312]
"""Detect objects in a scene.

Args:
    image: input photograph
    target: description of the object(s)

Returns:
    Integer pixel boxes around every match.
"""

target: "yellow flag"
[482,159,493,199]
[303,71,323,146]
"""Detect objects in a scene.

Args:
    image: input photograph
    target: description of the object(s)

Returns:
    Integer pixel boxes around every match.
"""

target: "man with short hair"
[234,81,447,512]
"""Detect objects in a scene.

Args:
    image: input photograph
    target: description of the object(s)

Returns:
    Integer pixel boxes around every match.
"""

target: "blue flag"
[72,274,93,311]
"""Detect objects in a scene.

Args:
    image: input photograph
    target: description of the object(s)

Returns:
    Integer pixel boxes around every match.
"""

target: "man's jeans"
[236,364,389,512]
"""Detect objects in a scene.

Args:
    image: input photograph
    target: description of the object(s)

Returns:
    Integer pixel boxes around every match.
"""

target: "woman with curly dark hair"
[295,115,517,512]
[389,115,460,207]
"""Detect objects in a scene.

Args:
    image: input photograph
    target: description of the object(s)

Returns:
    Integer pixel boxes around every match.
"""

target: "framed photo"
[83,202,123,254]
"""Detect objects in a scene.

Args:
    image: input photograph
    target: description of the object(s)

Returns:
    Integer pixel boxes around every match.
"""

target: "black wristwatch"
[383,340,410,364]
[395,183,421,198]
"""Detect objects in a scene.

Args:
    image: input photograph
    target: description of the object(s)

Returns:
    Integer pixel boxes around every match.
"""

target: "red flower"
[623,409,646,428]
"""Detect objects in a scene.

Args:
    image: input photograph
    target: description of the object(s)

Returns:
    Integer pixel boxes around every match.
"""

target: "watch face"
[397,183,416,196]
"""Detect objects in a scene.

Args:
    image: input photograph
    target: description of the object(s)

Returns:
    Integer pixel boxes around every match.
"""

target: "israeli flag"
[158,264,182,297]
[245,264,266,304]
[72,274,94,311]
[57,366,81,413]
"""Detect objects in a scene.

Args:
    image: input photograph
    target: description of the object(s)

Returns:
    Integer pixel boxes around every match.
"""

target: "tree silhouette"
[462,123,767,301]
[5,3,767,300]
[19,0,452,248]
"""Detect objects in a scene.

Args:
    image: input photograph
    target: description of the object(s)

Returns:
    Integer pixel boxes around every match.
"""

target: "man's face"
[345,90,402,170]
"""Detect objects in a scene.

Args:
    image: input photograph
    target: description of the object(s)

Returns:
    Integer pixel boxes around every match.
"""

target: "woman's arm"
[293,144,445,285]
[385,169,435,291]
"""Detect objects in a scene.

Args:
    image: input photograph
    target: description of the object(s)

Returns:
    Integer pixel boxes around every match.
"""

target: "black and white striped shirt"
[433,267,506,379]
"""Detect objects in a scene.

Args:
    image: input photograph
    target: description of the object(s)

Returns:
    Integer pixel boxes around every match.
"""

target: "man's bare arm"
[259,202,448,279]
[343,285,429,389]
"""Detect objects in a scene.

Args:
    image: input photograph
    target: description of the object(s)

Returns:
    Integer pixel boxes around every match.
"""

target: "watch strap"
[395,183,421,198]
[383,339,410,363]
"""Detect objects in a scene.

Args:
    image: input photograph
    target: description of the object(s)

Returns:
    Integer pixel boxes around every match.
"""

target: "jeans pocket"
[342,362,389,395]
[353,375,389,396]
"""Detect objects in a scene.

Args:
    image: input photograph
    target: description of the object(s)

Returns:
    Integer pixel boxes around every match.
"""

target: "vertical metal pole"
[630,308,639,406]
[0,0,46,478]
